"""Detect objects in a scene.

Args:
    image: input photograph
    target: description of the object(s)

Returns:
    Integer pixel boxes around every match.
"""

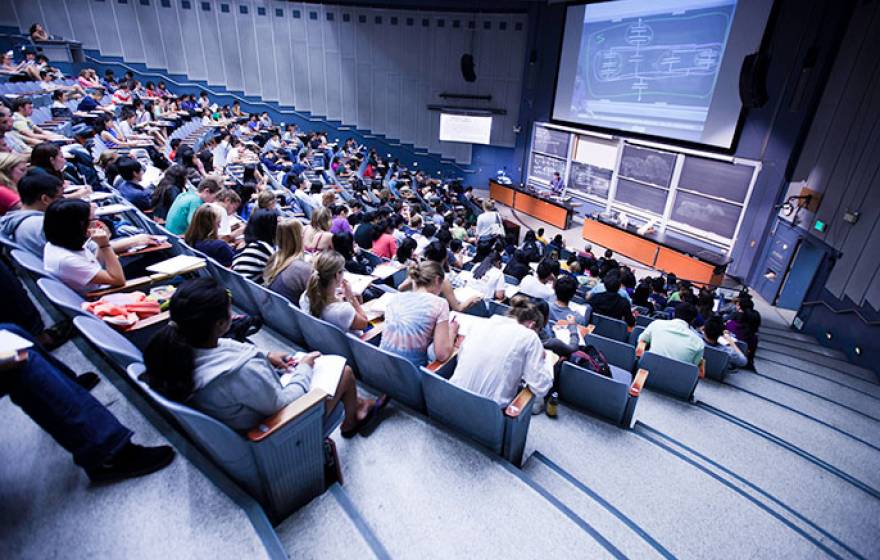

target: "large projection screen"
[552,0,774,150]
[439,113,493,145]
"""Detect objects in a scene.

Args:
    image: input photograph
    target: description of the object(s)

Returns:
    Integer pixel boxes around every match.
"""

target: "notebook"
[0,329,33,361]
[146,255,206,276]
[281,353,346,396]
[94,203,132,217]
[344,272,375,296]
[370,262,403,280]
[361,292,395,321]
[448,311,488,337]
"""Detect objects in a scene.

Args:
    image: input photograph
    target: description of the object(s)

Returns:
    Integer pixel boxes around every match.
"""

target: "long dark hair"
[30,143,63,179]
[152,164,188,207]
[244,209,278,245]
[473,251,501,280]
[143,278,230,401]
[43,198,91,250]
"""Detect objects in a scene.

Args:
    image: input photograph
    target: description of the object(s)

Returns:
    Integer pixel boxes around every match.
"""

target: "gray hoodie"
[0,209,45,256]
[188,338,313,432]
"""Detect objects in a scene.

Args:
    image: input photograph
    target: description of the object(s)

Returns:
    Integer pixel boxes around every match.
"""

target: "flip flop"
[340,394,390,438]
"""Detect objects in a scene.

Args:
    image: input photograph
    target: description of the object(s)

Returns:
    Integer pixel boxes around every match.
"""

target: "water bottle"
[546,392,559,418]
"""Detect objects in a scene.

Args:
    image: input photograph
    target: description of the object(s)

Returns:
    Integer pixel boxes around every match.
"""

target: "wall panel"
[113,0,146,64]
[134,0,166,70]
[63,0,99,50]
[155,0,186,75]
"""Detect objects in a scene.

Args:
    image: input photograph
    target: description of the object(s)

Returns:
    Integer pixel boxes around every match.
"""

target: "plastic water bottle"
[546,392,559,418]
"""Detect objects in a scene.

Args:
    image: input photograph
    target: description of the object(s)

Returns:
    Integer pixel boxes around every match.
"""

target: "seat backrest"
[630,325,646,346]
[559,362,631,425]
[592,313,628,342]
[635,315,654,328]
[37,277,87,318]
[0,231,24,251]
[584,333,636,372]
[73,315,143,368]
[422,370,505,454]
[703,344,731,381]
[638,351,699,400]
[10,248,49,279]
[254,287,304,345]
[126,363,262,500]
[205,257,261,316]
[347,334,425,410]
[293,307,356,366]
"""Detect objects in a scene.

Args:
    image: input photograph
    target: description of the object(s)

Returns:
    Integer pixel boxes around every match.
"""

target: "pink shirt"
[372,233,397,259]
[0,186,21,216]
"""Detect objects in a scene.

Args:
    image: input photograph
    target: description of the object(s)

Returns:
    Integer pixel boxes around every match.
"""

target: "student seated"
[464,251,506,301]
[503,249,531,283]
[519,230,543,263]
[637,303,704,366]
[449,296,553,407]
[142,278,386,437]
[115,156,155,212]
[185,204,235,267]
[400,241,480,312]
[702,315,748,370]
[151,165,188,221]
[380,261,457,367]
[333,231,373,275]
[265,219,313,305]
[549,275,590,326]
[516,259,557,301]
[300,251,369,332]
[165,175,223,235]
[0,152,26,216]
[303,207,334,254]
[0,322,175,482]
[371,218,397,260]
[724,294,761,369]
[232,209,277,284]
[588,272,635,327]
[42,199,127,294]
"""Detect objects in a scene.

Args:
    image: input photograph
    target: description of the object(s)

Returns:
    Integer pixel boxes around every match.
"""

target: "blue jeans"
[0,324,132,471]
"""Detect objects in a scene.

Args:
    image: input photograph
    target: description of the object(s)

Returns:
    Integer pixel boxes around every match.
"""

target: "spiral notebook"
[280,353,346,396]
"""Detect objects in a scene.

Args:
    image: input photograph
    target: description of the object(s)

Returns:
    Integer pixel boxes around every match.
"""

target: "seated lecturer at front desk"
[549,172,565,195]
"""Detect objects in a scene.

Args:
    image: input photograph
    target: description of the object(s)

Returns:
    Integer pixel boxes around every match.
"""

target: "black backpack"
[570,345,612,378]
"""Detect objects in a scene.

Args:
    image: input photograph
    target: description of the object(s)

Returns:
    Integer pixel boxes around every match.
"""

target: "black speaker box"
[460,54,476,82]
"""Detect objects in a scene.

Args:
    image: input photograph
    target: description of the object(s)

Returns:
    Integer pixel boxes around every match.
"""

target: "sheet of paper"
[569,301,588,317]
[504,284,521,300]
[453,286,483,304]
[280,353,345,397]
[0,329,33,358]
[370,262,403,280]
[361,292,395,321]
[94,203,132,216]
[344,272,375,296]
[449,311,488,337]
[146,255,206,276]
[87,192,115,202]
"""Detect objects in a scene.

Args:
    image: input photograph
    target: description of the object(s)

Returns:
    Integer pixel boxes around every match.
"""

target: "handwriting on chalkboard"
[530,153,566,182]
[619,144,676,187]
[569,162,612,199]
[534,127,570,159]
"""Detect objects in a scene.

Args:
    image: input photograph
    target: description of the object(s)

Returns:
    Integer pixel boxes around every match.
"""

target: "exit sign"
[814,219,827,232]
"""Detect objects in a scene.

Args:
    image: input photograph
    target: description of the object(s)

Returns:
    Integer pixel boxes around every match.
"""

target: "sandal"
[340,394,390,438]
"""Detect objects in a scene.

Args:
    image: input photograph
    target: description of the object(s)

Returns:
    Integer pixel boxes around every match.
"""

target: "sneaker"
[87,443,175,483]
[531,399,545,415]
[75,372,101,391]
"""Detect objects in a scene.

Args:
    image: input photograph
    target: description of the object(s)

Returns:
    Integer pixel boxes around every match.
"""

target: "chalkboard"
[530,153,566,182]
[534,126,570,158]
[678,156,754,204]
[619,144,676,188]
[569,162,612,199]
[670,191,741,239]
[614,178,669,215]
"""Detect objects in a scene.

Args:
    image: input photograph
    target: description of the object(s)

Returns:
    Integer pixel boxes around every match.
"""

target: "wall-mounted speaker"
[460,54,476,82]
[739,52,770,108]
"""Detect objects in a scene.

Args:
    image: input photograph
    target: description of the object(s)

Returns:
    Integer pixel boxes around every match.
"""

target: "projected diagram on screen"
[571,3,735,139]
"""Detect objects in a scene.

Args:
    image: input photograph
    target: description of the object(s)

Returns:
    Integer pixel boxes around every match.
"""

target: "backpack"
[570,345,612,378]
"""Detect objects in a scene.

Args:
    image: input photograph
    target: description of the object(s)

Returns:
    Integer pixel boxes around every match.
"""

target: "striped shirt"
[232,241,275,284]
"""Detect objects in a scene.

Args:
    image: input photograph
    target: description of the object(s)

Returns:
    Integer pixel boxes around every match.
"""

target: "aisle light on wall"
[854,346,862,356]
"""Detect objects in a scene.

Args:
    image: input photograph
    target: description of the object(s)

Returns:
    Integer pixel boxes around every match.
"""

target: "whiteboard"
[439,113,492,145]
[574,135,618,170]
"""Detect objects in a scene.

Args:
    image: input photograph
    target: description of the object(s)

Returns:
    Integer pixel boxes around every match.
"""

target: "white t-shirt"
[466,266,506,300]
[43,242,106,294]
[450,315,553,407]
[475,211,504,239]
[517,274,555,301]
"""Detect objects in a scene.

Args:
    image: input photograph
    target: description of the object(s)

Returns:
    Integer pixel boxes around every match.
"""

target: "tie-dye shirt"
[380,291,450,366]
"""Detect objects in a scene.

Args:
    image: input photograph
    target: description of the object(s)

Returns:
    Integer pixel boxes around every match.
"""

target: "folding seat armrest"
[247,388,327,442]
[505,387,534,418]
[635,340,647,358]
[629,369,648,397]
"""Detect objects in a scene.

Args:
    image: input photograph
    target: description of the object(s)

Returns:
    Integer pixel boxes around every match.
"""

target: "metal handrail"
[800,300,880,326]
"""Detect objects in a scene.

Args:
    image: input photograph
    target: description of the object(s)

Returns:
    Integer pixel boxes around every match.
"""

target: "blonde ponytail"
[306,251,345,318]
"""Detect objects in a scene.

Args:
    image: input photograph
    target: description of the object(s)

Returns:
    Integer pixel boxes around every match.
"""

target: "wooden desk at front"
[489,180,571,229]
[581,218,729,286]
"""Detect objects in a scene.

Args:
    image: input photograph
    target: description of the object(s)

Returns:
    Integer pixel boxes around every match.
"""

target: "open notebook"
[280,353,346,397]
[344,272,375,296]
[146,255,206,276]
